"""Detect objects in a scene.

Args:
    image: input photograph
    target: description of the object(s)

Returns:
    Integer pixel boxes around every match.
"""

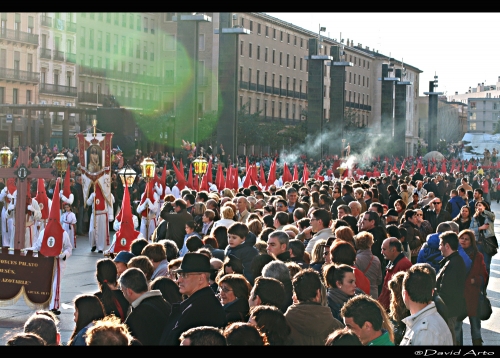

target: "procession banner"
[0,249,55,309]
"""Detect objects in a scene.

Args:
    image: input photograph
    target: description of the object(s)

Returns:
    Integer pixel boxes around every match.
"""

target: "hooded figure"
[136,180,159,241]
[114,181,141,252]
[28,178,73,313]
[60,165,74,206]
[87,182,115,253]
[34,177,52,240]
[0,177,17,247]
[24,180,42,248]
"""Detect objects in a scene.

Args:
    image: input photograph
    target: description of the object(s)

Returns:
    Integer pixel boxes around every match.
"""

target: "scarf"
[327,287,354,306]
[464,245,477,260]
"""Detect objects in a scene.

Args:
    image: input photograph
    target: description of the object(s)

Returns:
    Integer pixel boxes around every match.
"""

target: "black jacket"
[125,293,172,345]
[225,239,259,283]
[422,205,452,233]
[277,251,291,262]
[330,198,346,220]
[160,286,226,345]
[223,297,250,323]
[436,251,467,320]
[164,209,193,250]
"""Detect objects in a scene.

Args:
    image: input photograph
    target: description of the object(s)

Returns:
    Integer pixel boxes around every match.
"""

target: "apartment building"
[448,77,500,104]
[467,98,499,133]
[76,12,163,111]
[0,12,39,145]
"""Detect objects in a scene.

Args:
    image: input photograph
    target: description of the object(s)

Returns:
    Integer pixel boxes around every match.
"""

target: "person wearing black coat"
[120,268,172,346]
[436,232,467,345]
[225,226,259,283]
[163,199,193,250]
[160,253,226,345]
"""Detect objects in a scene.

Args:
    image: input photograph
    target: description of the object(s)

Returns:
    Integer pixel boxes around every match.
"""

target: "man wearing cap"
[114,251,135,278]
[160,253,226,345]
[384,208,400,225]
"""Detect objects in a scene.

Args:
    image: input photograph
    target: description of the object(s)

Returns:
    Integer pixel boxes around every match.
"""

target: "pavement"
[1,203,500,345]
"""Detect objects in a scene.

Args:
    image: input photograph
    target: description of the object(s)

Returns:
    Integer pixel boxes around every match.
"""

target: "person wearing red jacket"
[458,229,488,346]
[378,238,412,311]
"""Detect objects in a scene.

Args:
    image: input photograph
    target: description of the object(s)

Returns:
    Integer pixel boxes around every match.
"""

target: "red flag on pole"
[200,171,209,192]
[216,164,224,190]
[302,163,309,183]
[224,166,231,190]
[283,163,292,183]
[232,166,239,190]
[267,159,277,188]
[292,164,299,181]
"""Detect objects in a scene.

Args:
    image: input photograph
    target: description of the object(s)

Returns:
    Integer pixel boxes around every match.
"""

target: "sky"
[267,13,500,97]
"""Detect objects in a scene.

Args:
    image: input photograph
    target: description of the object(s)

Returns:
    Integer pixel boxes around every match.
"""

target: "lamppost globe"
[117,166,137,188]
[0,147,13,168]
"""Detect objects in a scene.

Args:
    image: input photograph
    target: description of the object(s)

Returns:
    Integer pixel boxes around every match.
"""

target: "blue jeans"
[456,317,482,344]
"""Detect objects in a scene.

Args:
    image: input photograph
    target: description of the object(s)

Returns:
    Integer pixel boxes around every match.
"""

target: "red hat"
[40,178,64,257]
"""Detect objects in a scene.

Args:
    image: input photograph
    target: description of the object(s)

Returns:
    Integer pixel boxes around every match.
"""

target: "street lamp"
[140,157,156,240]
[193,153,208,191]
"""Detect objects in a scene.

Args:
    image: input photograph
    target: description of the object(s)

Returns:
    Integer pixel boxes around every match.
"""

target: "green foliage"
[198,110,218,144]
[133,111,173,145]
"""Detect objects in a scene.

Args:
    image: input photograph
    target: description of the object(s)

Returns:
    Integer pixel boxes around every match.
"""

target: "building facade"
[0,12,39,146]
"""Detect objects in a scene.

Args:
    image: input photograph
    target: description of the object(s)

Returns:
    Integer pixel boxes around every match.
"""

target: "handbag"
[479,230,498,256]
[478,285,493,321]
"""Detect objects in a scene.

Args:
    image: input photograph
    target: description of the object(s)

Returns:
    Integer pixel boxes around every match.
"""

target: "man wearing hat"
[113,251,135,278]
[160,253,226,345]
[384,208,400,225]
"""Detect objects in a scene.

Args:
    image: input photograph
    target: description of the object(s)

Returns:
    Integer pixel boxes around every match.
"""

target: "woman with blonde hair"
[211,206,236,233]
[354,231,382,299]
[222,188,234,199]
[310,239,327,273]
[247,219,263,237]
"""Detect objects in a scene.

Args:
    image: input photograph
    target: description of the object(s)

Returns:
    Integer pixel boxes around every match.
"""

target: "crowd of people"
[3,143,500,346]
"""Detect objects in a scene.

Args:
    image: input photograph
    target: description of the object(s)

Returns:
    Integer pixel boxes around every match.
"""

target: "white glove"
[7,193,13,200]
[27,205,34,212]
[88,193,95,201]
[7,203,15,211]
[59,253,66,260]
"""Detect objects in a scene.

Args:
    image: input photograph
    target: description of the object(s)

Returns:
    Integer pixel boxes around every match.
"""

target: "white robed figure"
[87,175,114,252]
[0,178,16,247]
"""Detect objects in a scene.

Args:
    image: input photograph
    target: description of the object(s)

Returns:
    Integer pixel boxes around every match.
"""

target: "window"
[249,20,253,31]
[89,29,94,49]
[249,43,252,58]
[106,13,111,23]
[256,45,260,60]
[129,38,133,57]
[0,87,4,104]
[286,54,289,67]
[265,47,268,62]
[272,49,275,64]
[293,56,296,70]
[256,70,260,88]
[353,74,356,85]
[122,14,126,27]
[300,58,302,71]
[257,23,261,35]
[287,33,290,44]
[349,72,352,83]
[239,66,243,81]
[279,102,282,118]
[114,34,119,54]
[151,19,155,34]
[13,88,18,104]
[80,26,85,47]
[97,31,102,50]
[89,13,94,20]
[114,13,119,25]
[165,34,175,50]
[367,78,369,88]
[272,101,275,118]
[363,76,365,86]
[299,80,302,94]
[265,26,269,36]
[199,34,205,51]
[273,29,276,39]
[136,40,140,58]
[88,55,93,67]
[26,90,31,104]
[144,17,148,32]
[286,103,289,118]
[27,54,32,73]
[248,68,252,84]
[367,62,370,69]
[143,40,148,59]
[130,14,134,29]
[106,32,110,52]
[240,17,244,28]
[240,40,244,56]
[363,59,365,68]
[279,52,282,66]
[137,15,141,31]
[28,16,33,33]
[358,74,360,85]
[300,38,303,48]
[280,31,283,41]
[97,57,102,68]
[150,42,154,61]
[264,100,268,116]
[256,98,260,113]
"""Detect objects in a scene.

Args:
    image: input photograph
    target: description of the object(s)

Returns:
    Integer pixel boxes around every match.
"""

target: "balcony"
[0,28,39,46]
[41,16,52,28]
[78,65,161,85]
[78,92,110,105]
[67,22,77,33]
[40,48,51,60]
[39,83,77,97]
[0,67,39,83]
[53,50,64,62]
[114,95,160,109]
[66,53,76,63]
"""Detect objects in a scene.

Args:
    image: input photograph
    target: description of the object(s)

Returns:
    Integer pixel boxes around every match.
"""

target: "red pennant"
[292,164,299,181]
[303,163,309,183]
[40,179,64,257]
[283,163,292,183]
[232,166,239,190]
[187,162,194,189]
[259,165,266,188]
[267,159,277,188]
[35,176,49,220]
[216,164,224,190]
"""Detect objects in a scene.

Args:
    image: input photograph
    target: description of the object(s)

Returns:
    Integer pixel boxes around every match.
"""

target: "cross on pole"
[0,146,57,250]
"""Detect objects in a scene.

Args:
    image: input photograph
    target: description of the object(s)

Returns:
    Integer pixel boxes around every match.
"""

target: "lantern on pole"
[0,147,13,168]
[53,153,68,177]
[117,166,137,188]
[193,155,208,191]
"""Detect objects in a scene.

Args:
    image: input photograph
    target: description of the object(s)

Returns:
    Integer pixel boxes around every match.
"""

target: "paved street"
[2,202,500,345]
